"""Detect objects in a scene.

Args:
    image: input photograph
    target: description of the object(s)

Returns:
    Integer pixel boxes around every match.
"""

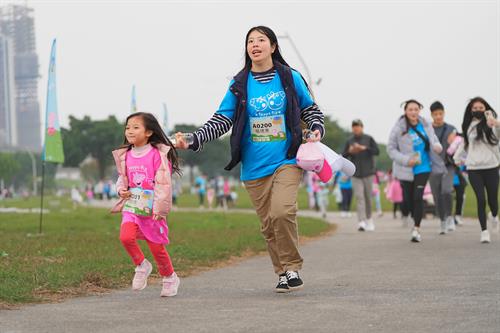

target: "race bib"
[250,115,287,142]
[123,187,154,216]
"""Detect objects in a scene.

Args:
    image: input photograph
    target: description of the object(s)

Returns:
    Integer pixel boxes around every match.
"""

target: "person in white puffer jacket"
[454,97,500,243]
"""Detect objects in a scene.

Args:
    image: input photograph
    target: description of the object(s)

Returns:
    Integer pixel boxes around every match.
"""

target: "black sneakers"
[285,271,303,290]
[275,274,289,293]
[276,271,304,293]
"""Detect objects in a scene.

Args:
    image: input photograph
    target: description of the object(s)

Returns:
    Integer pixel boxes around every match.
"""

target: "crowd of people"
[305,97,499,246]
[101,26,499,298]
[190,174,237,211]
[386,98,499,243]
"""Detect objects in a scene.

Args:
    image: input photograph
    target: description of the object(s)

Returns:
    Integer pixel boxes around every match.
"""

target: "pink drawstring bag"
[296,142,333,183]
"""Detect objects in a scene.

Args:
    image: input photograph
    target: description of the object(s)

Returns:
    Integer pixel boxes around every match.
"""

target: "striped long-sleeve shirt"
[191,69,325,151]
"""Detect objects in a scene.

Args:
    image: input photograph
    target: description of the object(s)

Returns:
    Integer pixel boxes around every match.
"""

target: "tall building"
[0,4,40,152]
[0,34,17,147]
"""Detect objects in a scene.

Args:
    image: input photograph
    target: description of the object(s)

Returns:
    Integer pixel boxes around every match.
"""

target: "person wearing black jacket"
[343,119,380,231]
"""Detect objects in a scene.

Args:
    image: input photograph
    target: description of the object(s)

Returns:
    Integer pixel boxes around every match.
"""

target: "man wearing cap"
[343,119,380,231]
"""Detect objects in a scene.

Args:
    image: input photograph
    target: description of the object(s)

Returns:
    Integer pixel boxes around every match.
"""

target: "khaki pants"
[244,164,303,275]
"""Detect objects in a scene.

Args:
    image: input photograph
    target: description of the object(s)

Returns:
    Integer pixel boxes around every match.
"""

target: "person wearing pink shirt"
[111,112,181,297]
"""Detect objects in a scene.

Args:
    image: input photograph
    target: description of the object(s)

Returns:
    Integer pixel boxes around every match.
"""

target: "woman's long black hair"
[241,26,315,99]
[461,97,498,148]
[243,26,290,70]
[121,112,181,175]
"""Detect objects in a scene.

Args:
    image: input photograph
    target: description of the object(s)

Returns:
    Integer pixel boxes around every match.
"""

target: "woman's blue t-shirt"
[408,122,432,175]
[216,70,314,181]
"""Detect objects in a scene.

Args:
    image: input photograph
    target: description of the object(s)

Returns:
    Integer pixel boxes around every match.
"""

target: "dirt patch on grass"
[0,302,19,310]
[26,272,113,306]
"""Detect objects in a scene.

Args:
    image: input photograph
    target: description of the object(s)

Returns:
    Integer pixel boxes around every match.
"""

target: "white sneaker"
[340,211,346,218]
[454,215,463,226]
[411,228,422,243]
[132,258,153,291]
[446,216,456,232]
[347,212,353,218]
[439,220,447,235]
[480,230,491,243]
[365,219,375,231]
[358,221,367,232]
[488,213,499,232]
[160,272,180,297]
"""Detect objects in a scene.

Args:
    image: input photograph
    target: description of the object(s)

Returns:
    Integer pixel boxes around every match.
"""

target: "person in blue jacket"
[175,26,325,293]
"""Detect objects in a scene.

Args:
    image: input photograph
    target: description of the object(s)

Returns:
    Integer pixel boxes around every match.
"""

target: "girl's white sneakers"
[132,259,153,291]
[161,272,180,297]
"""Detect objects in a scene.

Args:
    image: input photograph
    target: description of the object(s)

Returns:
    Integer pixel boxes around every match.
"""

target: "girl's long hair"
[461,97,498,148]
[121,112,181,175]
[242,26,290,71]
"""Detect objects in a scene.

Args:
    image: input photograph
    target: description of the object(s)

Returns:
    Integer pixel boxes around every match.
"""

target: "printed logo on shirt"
[267,91,285,110]
[249,90,286,115]
[129,165,154,189]
[409,132,424,146]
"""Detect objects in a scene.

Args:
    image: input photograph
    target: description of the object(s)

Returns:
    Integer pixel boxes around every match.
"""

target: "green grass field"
[0,197,332,305]
[176,185,479,218]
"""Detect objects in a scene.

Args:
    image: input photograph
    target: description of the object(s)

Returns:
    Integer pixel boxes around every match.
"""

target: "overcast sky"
[4,0,499,143]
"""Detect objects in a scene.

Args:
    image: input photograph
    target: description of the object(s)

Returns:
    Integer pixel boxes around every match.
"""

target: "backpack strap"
[410,124,430,152]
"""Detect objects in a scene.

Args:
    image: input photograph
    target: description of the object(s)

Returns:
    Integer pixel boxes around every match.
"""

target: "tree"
[375,143,393,171]
[321,115,351,152]
[61,115,123,179]
[0,153,21,185]
[172,124,238,183]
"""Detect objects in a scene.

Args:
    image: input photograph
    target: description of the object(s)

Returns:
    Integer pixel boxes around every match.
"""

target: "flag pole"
[131,85,137,113]
[38,161,45,234]
[39,38,65,234]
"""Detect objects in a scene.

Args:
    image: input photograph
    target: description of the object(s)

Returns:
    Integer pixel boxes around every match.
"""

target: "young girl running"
[111,112,181,296]
[175,26,325,293]
[454,97,500,243]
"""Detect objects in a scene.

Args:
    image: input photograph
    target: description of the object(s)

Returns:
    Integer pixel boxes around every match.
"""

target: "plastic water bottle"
[169,133,194,146]
[302,129,318,141]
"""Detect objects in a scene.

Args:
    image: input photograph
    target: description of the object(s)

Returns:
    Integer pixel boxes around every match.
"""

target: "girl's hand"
[119,189,131,199]
[153,214,165,221]
[174,132,190,149]
[306,129,321,143]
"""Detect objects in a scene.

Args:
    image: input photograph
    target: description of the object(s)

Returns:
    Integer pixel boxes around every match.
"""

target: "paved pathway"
[1,212,499,333]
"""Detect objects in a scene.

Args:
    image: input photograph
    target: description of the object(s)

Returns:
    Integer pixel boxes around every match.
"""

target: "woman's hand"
[487,117,499,128]
[174,132,190,149]
[153,214,165,221]
[306,129,321,143]
[118,189,131,199]
[432,143,443,154]
[408,157,419,167]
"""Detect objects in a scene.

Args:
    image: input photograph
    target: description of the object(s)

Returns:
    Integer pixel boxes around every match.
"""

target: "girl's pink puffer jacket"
[110,144,172,217]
